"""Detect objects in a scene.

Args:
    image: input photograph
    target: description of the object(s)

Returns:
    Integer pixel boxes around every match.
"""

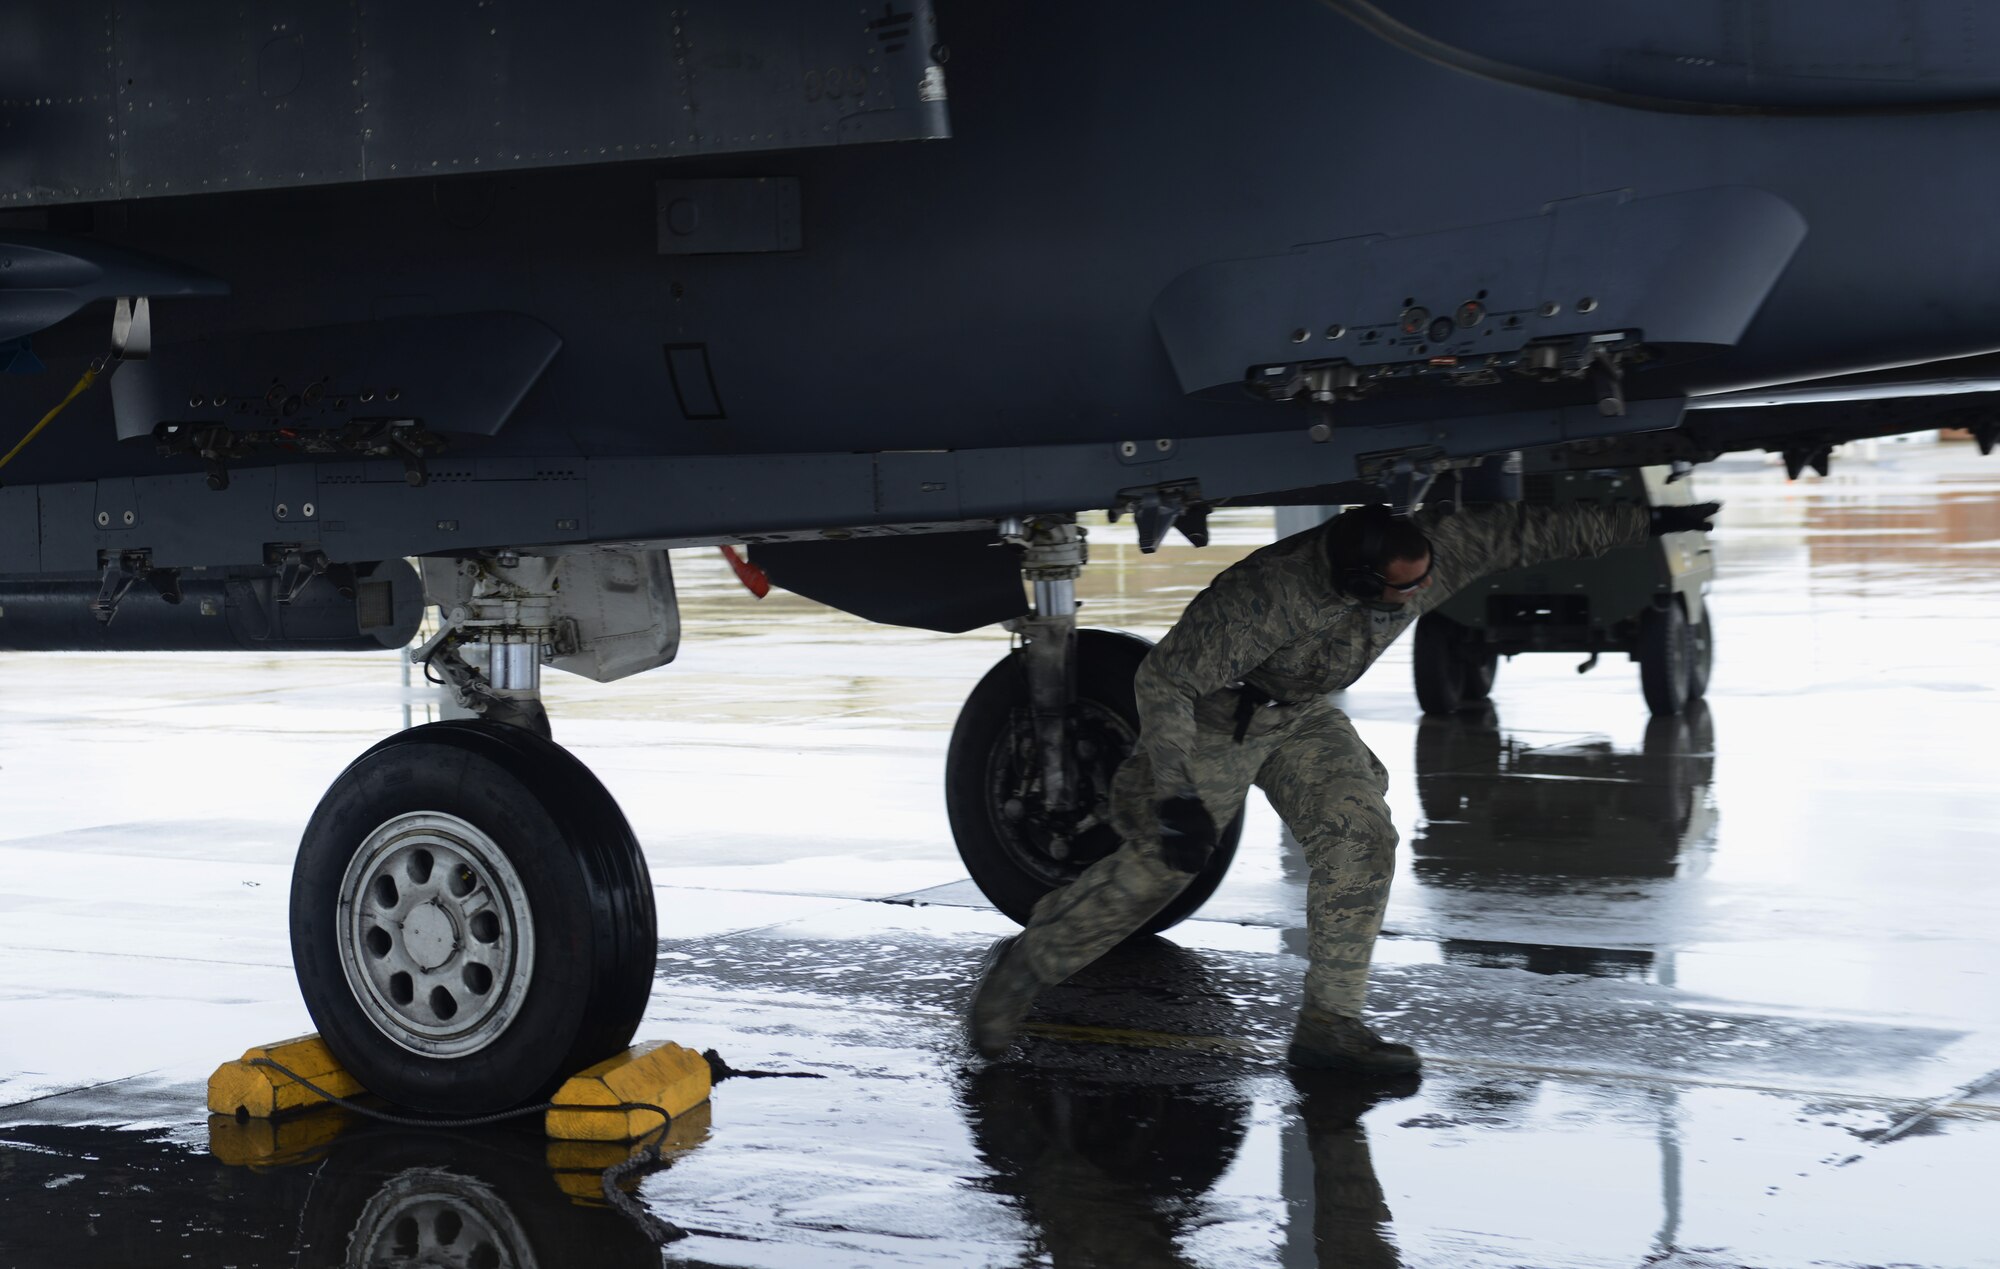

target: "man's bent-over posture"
[970,496,1720,1074]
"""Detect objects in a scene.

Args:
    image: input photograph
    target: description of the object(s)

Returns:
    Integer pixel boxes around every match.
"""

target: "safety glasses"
[1382,561,1433,594]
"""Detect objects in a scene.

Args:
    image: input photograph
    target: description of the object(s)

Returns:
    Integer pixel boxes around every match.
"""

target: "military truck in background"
[1412,463,1716,717]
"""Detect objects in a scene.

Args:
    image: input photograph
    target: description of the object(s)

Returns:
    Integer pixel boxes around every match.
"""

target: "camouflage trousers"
[1015,700,1397,1018]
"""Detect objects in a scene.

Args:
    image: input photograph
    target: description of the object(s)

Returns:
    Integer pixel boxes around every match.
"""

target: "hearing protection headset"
[1336,505,1392,599]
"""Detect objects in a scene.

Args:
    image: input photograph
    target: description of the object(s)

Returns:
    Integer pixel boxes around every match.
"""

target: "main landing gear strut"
[944,516,1243,932]
[290,551,674,1114]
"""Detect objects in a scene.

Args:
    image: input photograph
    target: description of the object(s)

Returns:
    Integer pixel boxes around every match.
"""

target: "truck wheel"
[1686,604,1714,701]
[1463,645,1499,702]
[1414,613,1490,715]
[1638,604,1691,716]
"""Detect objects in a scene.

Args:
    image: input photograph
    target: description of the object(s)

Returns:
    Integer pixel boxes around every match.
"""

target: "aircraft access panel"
[1,1,951,207]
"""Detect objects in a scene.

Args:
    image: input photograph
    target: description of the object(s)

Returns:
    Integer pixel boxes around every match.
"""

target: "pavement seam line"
[0,1070,164,1116]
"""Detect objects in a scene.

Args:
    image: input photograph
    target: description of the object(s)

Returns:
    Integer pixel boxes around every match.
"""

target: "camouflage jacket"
[1133,501,1652,796]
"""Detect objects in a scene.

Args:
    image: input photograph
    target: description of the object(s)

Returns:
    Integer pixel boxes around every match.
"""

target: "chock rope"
[0,358,107,476]
[247,1056,688,1245]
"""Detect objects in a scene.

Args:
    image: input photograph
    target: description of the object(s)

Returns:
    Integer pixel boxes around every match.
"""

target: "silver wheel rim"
[336,811,536,1057]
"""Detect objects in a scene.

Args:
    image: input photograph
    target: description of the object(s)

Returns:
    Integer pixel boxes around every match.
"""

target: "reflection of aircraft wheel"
[945,629,1241,933]
[291,721,656,1114]
[347,1165,535,1267]
[300,1126,659,1268]
[1413,613,1493,714]
[1685,604,1714,701]
[1637,603,1691,716]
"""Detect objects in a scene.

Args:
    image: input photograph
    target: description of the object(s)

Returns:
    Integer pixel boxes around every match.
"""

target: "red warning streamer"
[719,545,770,598]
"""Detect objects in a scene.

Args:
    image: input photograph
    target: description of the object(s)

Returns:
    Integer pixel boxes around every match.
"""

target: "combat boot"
[967,935,1047,1059]
[1287,1006,1422,1076]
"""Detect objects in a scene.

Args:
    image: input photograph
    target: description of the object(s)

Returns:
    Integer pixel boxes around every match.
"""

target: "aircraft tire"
[1638,603,1692,716]
[290,720,656,1114]
[945,629,1242,933]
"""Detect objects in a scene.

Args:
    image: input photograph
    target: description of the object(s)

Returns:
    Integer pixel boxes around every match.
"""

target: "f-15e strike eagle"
[1,1,1994,1111]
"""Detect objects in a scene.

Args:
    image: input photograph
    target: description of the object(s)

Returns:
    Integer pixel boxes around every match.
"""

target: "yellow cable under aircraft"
[0,360,104,473]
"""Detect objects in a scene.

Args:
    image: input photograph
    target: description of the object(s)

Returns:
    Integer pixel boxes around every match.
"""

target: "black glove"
[1649,501,1721,536]
[1156,796,1218,873]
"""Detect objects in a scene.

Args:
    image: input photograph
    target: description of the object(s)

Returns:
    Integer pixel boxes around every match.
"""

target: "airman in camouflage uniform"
[971,496,1708,1073]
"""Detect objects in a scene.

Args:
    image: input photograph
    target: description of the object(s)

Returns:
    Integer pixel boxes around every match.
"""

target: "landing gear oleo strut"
[944,516,1242,932]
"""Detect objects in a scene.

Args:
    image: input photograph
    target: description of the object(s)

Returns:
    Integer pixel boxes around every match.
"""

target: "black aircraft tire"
[290,720,656,1115]
[945,629,1243,934]
[1412,613,1470,715]
[1638,604,1692,717]
[1686,604,1714,702]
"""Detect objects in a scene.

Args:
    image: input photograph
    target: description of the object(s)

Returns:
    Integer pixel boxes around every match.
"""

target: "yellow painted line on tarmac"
[1012,1026,2000,1122]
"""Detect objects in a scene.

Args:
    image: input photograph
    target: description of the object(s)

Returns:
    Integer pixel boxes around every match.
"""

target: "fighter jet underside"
[1,0,1996,1111]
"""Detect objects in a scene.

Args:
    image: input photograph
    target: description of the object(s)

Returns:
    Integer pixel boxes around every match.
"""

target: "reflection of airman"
[1290,1072,1419,1269]
[962,1061,1416,1269]
[963,1066,1247,1268]
[974,499,1719,1072]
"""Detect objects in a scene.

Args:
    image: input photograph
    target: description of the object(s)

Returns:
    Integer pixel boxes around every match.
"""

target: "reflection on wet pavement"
[1415,704,1716,884]
[965,1065,1249,1268]
[0,1111,682,1267]
[1411,701,1718,981]
[2,445,1998,1267]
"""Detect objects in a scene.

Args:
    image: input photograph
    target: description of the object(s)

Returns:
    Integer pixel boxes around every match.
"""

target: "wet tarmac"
[2,442,1998,1268]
